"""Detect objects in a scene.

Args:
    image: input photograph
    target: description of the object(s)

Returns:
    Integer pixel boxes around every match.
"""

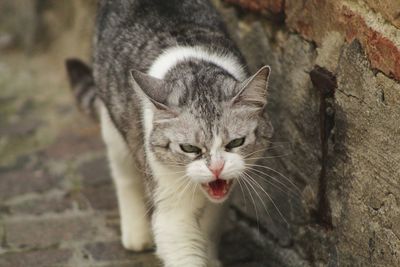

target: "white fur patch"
[148,46,246,81]
[100,103,153,251]
[141,46,245,266]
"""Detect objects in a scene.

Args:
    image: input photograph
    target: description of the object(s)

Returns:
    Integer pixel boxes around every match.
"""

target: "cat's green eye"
[226,137,245,150]
[180,144,202,154]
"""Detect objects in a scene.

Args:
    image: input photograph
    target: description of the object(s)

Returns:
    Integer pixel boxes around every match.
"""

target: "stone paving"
[0,52,280,267]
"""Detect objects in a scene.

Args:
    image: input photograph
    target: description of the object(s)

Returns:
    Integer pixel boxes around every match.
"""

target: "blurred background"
[0,0,399,267]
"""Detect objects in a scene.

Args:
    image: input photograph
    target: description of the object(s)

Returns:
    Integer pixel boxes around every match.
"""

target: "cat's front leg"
[114,177,153,251]
[100,104,153,251]
[200,204,226,267]
[152,205,208,267]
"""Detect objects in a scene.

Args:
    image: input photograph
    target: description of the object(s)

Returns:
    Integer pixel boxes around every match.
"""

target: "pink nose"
[208,161,225,178]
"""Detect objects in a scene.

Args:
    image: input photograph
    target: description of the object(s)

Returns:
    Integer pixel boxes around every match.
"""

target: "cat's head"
[131,65,273,203]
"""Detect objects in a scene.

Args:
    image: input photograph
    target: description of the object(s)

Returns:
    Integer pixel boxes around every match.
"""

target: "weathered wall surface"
[218,0,400,266]
[0,0,399,266]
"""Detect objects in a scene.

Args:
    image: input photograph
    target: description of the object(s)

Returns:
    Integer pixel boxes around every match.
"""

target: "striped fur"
[65,1,273,266]
[65,59,99,121]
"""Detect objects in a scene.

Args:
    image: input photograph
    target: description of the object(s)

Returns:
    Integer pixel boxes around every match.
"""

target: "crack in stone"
[310,65,336,230]
[336,88,370,107]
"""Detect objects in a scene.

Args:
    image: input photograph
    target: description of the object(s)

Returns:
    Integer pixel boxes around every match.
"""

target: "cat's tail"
[65,59,100,121]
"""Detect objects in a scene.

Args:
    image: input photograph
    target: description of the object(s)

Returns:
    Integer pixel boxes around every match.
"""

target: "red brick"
[341,6,400,81]
[224,0,283,14]
[285,0,400,81]
[286,0,342,42]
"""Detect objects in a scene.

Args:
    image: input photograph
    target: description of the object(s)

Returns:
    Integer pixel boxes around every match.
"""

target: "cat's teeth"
[200,179,235,201]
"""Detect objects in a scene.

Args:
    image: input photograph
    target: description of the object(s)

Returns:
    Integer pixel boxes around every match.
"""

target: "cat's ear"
[130,70,170,111]
[231,66,271,110]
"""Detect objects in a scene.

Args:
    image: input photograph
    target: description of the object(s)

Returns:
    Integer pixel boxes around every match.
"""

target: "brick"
[79,157,111,187]
[5,215,98,248]
[8,193,89,215]
[76,153,116,214]
[0,248,72,267]
[224,0,283,14]
[45,124,104,160]
[0,118,42,136]
[8,197,72,216]
[285,0,400,81]
[104,213,121,236]
[81,185,118,211]
[0,168,61,202]
[341,5,400,81]
[85,241,157,263]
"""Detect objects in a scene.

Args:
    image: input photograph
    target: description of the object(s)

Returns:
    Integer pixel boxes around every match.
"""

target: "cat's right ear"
[130,70,171,111]
[231,66,271,110]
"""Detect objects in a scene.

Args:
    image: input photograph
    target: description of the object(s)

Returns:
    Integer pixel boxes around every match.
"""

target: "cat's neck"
[147,46,246,81]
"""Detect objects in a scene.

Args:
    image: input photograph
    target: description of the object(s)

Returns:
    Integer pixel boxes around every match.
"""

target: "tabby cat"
[66,0,273,266]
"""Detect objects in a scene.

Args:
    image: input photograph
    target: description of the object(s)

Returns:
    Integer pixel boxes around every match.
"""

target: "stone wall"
[1,0,399,266]
[218,0,400,266]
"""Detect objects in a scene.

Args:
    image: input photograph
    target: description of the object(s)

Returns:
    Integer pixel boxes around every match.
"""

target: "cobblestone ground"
[0,52,277,267]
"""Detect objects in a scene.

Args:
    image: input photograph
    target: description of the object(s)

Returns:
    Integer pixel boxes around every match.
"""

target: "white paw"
[209,259,222,267]
[121,224,154,251]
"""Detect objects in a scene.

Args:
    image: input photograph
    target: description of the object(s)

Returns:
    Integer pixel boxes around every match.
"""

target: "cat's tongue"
[209,179,226,197]
[205,179,232,199]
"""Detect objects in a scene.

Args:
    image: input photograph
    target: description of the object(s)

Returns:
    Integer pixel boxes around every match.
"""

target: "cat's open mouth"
[201,179,233,200]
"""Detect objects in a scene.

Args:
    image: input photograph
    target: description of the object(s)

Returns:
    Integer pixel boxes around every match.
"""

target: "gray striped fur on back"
[92,0,248,139]
[66,0,273,194]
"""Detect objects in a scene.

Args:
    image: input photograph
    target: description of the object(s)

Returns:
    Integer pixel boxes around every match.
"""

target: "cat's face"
[132,66,272,203]
[150,105,272,202]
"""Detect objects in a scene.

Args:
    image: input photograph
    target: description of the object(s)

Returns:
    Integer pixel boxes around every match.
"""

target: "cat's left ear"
[130,70,171,111]
[231,65,271,110]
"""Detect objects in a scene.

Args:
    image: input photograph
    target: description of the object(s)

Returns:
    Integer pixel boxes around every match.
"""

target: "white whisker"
[245,163,302,194]
[239,173,260,231]
[236,179,248,211]
[241,172,273,224]
[244,173,288,225]
[244,167,301,197]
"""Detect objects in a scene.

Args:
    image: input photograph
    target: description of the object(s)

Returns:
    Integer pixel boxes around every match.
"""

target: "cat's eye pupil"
[180,144,201,154]
[226,137,245,150]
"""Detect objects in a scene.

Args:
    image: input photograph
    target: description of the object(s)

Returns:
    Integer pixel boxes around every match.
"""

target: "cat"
[66,0,273,266]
